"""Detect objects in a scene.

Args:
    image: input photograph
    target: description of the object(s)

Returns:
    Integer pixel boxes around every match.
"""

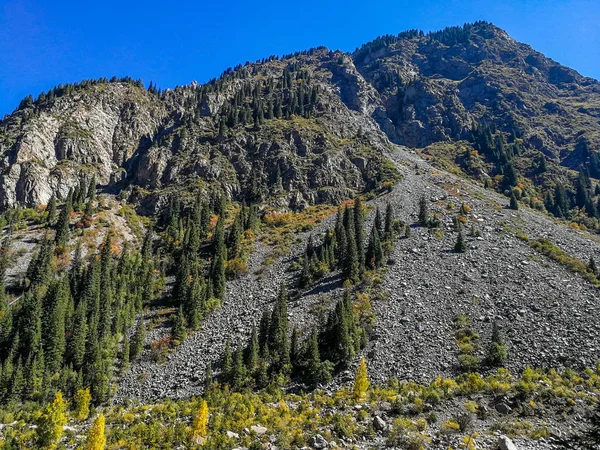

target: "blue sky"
[1,0,598,116]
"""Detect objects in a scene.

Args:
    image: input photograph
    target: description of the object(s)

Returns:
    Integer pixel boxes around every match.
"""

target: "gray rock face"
[0,83,166,208]
[354,22,600,162]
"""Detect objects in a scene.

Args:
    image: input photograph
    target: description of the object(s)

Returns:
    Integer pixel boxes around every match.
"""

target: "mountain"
[1,21,600,449]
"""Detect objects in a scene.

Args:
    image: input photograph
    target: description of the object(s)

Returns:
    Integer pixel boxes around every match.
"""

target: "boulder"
[498,435,518,450]
[308,434,328,449]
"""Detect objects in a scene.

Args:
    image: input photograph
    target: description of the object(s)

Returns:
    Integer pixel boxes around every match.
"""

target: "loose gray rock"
[373,416,386,431]
[498,435,518,450]
[250,425,267,436]
[308,434,328,449]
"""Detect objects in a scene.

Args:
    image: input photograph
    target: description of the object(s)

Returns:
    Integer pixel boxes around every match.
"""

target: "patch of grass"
[529,237,600,286]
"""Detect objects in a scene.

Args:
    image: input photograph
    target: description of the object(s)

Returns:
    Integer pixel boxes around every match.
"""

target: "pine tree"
[455,229,467,253]
[223,339,233,382]
[299,245,313,288]
[374,206,383,235]
[245,326,259,373]
[258,310,270,354]
[36,391,67,449]
[227,210,243,259]
[306,329,324,387]
[82,197,94,227]
[342,221,359,283]
[509,192,519,210]
[268,284,290,372]
[352,357,370,400]
[130,319,146,360]
[290,327,300,367]
[366,225,383,269]
[354,196,365,272]
[43,280,68,374]
[232,347,246,389]
[418,195,429,227]
[383,203,393,237]
[46,194,57,225]
[85,413,106,450]
[588,256,598,276]
[68,298,87,369]
[172,307,187,345]
[121,336,130,373]
[487,321,508,367]
[211,216,227,300]
[55,198,72,248]
[88,176,96,201]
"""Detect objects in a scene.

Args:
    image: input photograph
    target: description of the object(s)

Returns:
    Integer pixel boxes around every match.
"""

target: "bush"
[459,354,481,372]
[151,336,172,363]
[226,258,248,279]
[441,420,460,434]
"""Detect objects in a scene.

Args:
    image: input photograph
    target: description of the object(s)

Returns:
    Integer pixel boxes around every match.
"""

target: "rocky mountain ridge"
[0,21,598,214]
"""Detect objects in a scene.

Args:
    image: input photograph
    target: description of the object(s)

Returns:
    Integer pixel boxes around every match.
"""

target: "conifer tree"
[88,176,96,201]
[98,233,113,339]
[223,339,233,382]
[43,280,68,374]
[509,192,519,210]
[68,298,87,369]
[130,319,146,360]
[455,229,467,253]
[245,326,259,373]
[85,413,106,450]
[46,194,57,225]
[269,284,290,372]
[55,197,73,248]
[227,210,243,259]
[342,209,359,283]
[258,310,270,354]
[290,327,300,367]
[299,251,312,288]
[211,216,227,300]
[82,197,94,227]
[121,336,130,373]
[366,225,383,269]
[354,196,365,272]
[374,206,383,235]
[487,321,508,367]
[306,329,323,387]
[232,347,246,389]
[352,357,370,400]
[588,256,598,276]
[36,391,67,449]
[172,307,187,345]
[384,202,394,239]
[418,195,429,227]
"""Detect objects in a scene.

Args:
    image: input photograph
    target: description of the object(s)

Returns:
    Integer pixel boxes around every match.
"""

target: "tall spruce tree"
[354,196,365,273]
[418,195,429,227]
[268,284,290,372]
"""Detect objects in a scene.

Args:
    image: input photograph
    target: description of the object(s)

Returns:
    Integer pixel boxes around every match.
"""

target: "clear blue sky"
[1,0,598,116]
